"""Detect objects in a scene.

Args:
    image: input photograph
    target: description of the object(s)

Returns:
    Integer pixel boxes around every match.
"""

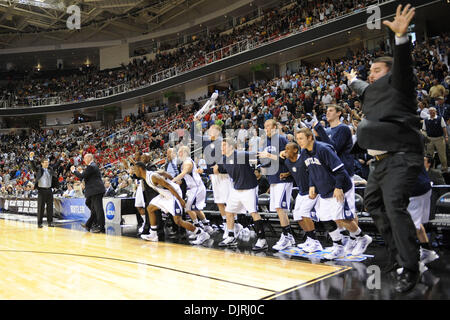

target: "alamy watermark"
[66,4,81,30]
[366,5,382,30]
[366,265,381,290]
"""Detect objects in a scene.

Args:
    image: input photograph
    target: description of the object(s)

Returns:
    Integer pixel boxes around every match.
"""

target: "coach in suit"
[29,151,62,228]
[71,153,106,233]
[345,4,422,293]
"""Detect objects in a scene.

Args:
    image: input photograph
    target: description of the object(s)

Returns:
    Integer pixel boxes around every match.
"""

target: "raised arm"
[383,4,416,96]
[28,152,38,172]
[346,72,369,97]
[314,123,351,155]
[313,122,333,146]
[72,165,93,180]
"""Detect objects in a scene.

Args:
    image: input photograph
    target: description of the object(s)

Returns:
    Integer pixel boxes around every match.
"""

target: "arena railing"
[7,0,398,109]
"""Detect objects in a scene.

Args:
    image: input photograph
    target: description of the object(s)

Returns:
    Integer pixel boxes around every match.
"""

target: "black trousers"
[364,152,423,272]
[85,193,105,229]
[37,188,53,225]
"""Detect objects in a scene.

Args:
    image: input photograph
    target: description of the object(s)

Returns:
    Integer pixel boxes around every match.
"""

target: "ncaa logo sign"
[106,202,116,220]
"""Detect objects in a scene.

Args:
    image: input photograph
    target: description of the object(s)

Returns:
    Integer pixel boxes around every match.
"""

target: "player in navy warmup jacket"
[216,138,268,251]
[296,128,372,260]
[258,119,296,251]
[281,142,323,253]
[313,104,363,253]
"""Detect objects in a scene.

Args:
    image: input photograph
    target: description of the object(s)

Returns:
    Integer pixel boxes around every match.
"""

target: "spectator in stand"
[429,79,446,102]
[62,183,75,197]
[423,107,449,172]
[104,179,116,197]
[418,101,430,120]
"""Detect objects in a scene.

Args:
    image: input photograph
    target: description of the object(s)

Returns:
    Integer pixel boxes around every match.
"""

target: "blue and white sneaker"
[323,244,345,260]
[272,234,295,251]
[219,236,238,247]
[351,235,372,256]
[302,239,323,253]
[191,231,210,245]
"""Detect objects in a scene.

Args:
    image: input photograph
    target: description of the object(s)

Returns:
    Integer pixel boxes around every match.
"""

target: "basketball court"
[0,218,350,300]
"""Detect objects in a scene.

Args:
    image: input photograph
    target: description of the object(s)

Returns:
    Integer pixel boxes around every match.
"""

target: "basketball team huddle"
[122,97,437,262]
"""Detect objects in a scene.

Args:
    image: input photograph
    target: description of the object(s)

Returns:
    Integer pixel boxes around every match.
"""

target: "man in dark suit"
[345,4,422,293]
[29,151,62,228]
[71,153,106,233]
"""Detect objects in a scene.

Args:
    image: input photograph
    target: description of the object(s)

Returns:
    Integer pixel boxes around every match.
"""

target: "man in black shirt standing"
[29,151,62,228]
[345,4,423,293]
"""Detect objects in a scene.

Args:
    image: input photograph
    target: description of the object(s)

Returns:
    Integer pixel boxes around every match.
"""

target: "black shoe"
[91,226,105,233]
[80,223,90,232]
[38,224,43,228]
[48,223,55,227]
[394,268,420,293]
[382,261,400,274]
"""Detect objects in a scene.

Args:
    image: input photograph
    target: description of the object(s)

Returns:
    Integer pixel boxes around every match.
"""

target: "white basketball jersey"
[145,171,180,199]
[183,158,204,190]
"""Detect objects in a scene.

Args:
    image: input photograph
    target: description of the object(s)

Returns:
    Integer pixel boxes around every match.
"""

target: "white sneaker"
[252,238,268,251]
[219,236,238,247]
[420,248,439,265]
[351,235,372,256]
[323,244,345,260]
[344,238,357,255]
[188,230,198,240]
[341,235,350,247]
[272,234,294,251]
[138,224,145,234]
[238,228,251,241]
[303,239,323,253]
[286,233,296,246]
[191,231,210,245]
[141,232,158,242]
[297,237,313,250]
[234,223,244,237]
[203,225,215,234]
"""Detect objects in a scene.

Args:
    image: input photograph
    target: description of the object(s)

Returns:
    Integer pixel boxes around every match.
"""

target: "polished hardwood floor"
[0,219,349,300]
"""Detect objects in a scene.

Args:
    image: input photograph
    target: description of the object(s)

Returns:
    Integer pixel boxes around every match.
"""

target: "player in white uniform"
[134,180,146,232]
[172,146,214,238]
[131,162,210,245]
